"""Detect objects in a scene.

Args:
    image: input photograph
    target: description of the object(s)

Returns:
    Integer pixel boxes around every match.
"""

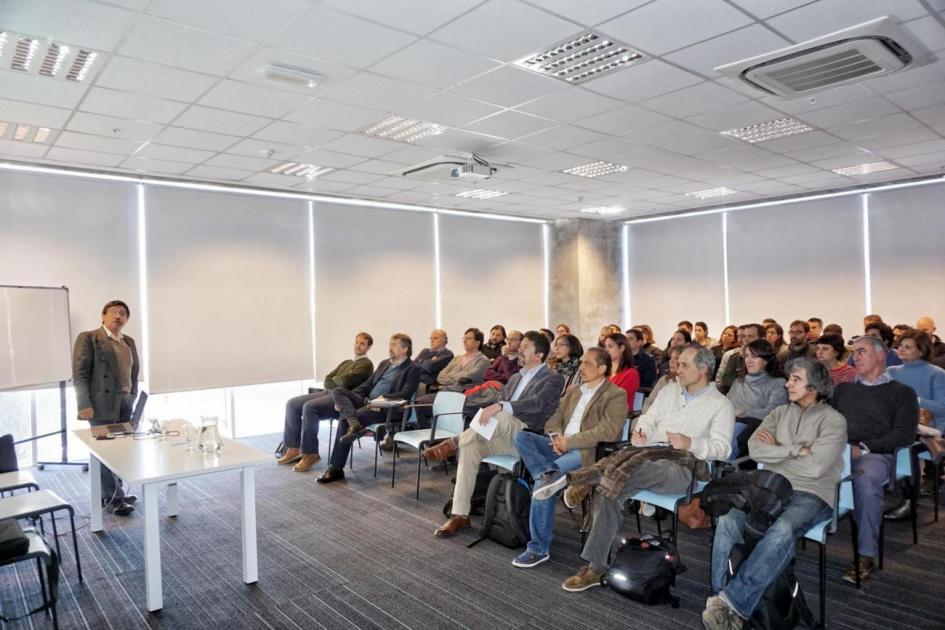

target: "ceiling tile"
[145,0,312,43]
[121,156,194,174]
[514,89,624,123]
[462,111,555,140]
[414,129,497,153]
[598,0,753,56]
[318,73,438,111]
[727,0,812,19]
[0,0,139,51]
[883,81,945,110]
[827,112,923,142]
[786,142,872,163]
[0,98,73,128]
[911,103,945,126]
[0,139,49,159]
[757,130,838,153]
[294,178,358,193]
[863,57,945,94]
[185,165,254,180]
[153,127,240,151]
[663,24,791,78]
[53,130,142,155]
[79,87,188,124]
[526,0,651,27]
[276,8,418,69]
[895,149,945,167]
[351,160,407,176]
[45,146,126,167]
[795,96,901,127]
[0,69,90,110]
[196,80,312,118]
[625,121,737,153]
[517,125,609,150]
[901,16,945,52]
[686,101,787,131]
[478,141,549,164]
[765,0,927,43]
[856,126,942,151]
[94,56,219,103]
[118,16,258,75]
[451,66,568,108]
[227,47,359,97]
[285,99,389,132]
[174,105,272,136]
[66,112,163,141]
[760,84,875,115]
[364,145,441,166]
[638,82,749,118]
[320,133,403,158]
[201,153,278,171]
[396,92,503,128]
[370,40,500,89]
[135,143,215,163]
[292,148,369,169]
[429,0,579,62]
[567,137,642,160]
[880,138,945,159]
[224,138,299,161]
[251,121,343,147]
[324,0,482,35]
[575,104,674,135]
[317,170,385,185]
[583,59,703,102]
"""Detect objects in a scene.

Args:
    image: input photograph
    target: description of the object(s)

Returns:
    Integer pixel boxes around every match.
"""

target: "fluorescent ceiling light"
[832,161,898,176]
[686,187,738,200]
[0,30,101,82]
[580,206,625,216]
[515,31,645,84]
[269,162,333,179]
[720,117,813,143]
[563,161,628,178]
[0,121,57,144]
[455,189,507,200]
[361,116,446,144]
[33,127,51,143]
[263,63,322,89]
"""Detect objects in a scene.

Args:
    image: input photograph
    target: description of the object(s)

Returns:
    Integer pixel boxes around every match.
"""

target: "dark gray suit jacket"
[72,327,140,421]
[501,364,564,432]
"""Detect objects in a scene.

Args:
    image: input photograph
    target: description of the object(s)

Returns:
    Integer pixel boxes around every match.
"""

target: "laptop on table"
[90,392,149,436]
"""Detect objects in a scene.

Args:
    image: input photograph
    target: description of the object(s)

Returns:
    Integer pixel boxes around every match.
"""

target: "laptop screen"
[130,391,148,429]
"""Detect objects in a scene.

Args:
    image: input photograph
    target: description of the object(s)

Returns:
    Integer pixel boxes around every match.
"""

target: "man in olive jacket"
[73,299,140,515]
[511,347,628,567]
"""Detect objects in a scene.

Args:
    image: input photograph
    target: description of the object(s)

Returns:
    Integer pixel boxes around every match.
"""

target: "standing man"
[73,300,140,516]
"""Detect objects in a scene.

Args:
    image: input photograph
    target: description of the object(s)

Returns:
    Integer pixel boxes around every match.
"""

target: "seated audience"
[765,323,787,356]
[823,323,844,338]
[414,329,454,387]
[661,328,692,375]
[807,317,824,342]
[317,334,422,483]
[727,339,787,457]
[864,314,884,328]
[602,332,640,409]
[415,328,490,428]
[815,333,857,385]
[892,324,912,349]
[597,325,612,348]
[537,345,733,592]
[694,321,716,348]
[555,323,571,337]
[627,328,658,389]
[717,324,763,394]
[539,328,556,345]
[847,322,903,368]
[831,335,917,582]
[483,329,523,384]
[704,357,845,629]
[511,348,627,567]
[916,316,945,369]
[779,320,816,363]
[278,332,374,471]
[482,325,507,361]
[712,325,739,374]
[644,346,683,414]
[424,332,563,537]
[636,324,665,365]
[677,320,694,334]
[550,333,584,392]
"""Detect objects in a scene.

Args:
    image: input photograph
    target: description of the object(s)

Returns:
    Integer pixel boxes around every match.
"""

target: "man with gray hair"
[831,335,917,583]
[539,345,734,592]
[703,357,847,629]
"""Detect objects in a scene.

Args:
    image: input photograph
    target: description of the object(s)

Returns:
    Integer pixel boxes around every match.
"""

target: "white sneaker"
[532,473,568,501]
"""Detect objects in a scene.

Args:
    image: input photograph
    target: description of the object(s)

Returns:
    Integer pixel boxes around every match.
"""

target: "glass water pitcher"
[198,416,222,453]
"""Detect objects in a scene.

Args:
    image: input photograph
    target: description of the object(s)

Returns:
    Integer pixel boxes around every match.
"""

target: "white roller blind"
[0,170,140,345]
[727,196,864,336]
[627,214,726,344]
[439,215,544,344]
[313,202,435,376]
[869,183,945,326]
[145,186,312,392]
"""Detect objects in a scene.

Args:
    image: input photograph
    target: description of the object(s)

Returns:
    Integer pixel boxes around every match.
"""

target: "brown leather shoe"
[842,557,876,584]
[424,438,458,462]
[276,447,301,465]
[434,515,470,537]
[563,484,591,509]
[292,453,321,472]
[562,565,603,592]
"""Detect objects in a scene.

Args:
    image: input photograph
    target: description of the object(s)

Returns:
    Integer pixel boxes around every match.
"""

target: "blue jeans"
[283,391,338,454]
[852,452,893,558]
[712,490,831,619]
[514,431,583,556]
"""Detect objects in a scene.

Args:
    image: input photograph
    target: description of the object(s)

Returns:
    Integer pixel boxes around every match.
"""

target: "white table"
[73,421,269,612]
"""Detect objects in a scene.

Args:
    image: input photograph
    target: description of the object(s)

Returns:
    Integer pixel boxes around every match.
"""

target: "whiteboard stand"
[34,381,88,472]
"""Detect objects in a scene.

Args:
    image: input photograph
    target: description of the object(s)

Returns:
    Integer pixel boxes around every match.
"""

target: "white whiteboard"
[0,285,73,390]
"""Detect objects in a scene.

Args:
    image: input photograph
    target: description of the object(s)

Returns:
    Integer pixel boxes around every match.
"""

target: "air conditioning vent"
[715,17,927,97]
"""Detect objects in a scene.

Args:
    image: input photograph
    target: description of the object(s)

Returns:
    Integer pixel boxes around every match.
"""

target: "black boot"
[883,499,914,520]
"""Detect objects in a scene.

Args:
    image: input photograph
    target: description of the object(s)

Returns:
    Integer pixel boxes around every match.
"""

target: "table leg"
[166,482,178,517]
[240,466,258,584]
[143,482,163,611]
[90,456,103,533]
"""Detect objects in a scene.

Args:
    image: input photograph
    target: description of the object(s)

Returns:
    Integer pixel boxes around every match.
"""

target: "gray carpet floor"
[0,430,943,629]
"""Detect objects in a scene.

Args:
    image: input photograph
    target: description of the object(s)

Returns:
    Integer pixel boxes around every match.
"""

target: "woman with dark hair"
[693,321,716,348]
[712,325,739,369]
[815,333,857,385]
[889,330,945,432]
[602,332,639,409]
[727,339,788,460]
[550,333,584,392]
[765,323,787,356]
[660,328,691,375]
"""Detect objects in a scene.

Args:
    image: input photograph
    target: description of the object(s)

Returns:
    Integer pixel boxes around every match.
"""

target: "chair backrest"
[431,391,467,434]
[892,441,918,484]
[0,434,18,473]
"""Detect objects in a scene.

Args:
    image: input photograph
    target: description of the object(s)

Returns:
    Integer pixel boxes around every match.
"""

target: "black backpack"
[602,534,686,607]
[443,465,497,517]
[726,544,816,629]
[467,472,531,549]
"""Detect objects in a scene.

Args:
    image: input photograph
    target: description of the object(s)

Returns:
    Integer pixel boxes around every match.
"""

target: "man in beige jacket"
[511,347,628,568]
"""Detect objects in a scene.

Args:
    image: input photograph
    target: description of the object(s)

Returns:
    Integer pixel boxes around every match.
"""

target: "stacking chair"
[481,454,519,473]
[0,491,82,583]
[879,441,921,560]
[918,447,941,521]
[0,470,40,497]
[391,392,466,499]
[0,527,60,629]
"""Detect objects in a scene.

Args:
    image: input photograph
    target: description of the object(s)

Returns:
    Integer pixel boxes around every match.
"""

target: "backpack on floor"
[443,464,497,517]
[726,544,816,630]
[602,534,686,607]
[467,471,531,549]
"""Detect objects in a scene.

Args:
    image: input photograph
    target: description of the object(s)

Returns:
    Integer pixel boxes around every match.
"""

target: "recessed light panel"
[455,189,507,200]
[563,161,628,178]
[515,31,646,84]
[686,187,738,200]
[580,206,625,216]
[360,116,446,144]
[720,117,813,143]
[832,161,898,176]
[269,162,333,180]
[0,30,102,82]
[0,120,57,143]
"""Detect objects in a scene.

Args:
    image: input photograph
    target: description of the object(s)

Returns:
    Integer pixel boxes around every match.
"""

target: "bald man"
[916,316,945,369]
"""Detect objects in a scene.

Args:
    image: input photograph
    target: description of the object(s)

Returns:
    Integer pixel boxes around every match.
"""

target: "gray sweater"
[748,402,847,508]
[727,372,787,419]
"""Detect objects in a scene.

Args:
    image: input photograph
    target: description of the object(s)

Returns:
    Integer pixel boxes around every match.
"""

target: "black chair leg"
[635,505,642,534]
[36,557,48,616]
[327,421,334,463]
[819,542,826,626]
[50,514,62,562]
[374,440,380,478]
[69,510,82,582]
[391,442,398,488]
[416,447,423,500]
[910,483,918,545]
[878,517,884,570]
[850,517,861,588]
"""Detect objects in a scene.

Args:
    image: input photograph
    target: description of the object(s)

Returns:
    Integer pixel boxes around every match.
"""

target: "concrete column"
[547,218,623,348]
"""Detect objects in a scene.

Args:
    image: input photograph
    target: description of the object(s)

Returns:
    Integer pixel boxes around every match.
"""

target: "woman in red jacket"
[602,332,640,410]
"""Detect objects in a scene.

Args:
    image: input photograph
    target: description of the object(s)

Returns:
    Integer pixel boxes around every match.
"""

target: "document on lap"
[369,397,406,407]
[470,408,498,441]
